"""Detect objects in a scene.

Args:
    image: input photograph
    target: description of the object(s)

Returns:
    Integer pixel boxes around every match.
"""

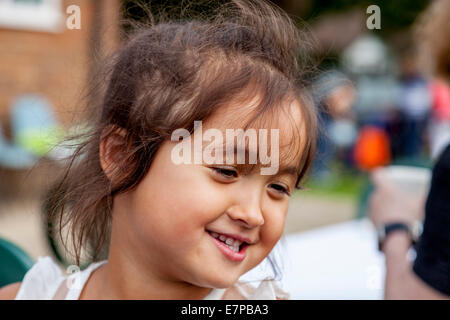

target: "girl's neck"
[97,257,212,300]
[80,220,213,300]
[79,257,213,300]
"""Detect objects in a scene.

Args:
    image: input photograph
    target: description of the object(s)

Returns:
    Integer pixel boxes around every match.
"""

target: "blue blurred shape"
[0,122,36,169]
[10,94,61,156]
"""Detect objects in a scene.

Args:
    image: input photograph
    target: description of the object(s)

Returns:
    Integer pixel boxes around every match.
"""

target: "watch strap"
[378,222,411,251]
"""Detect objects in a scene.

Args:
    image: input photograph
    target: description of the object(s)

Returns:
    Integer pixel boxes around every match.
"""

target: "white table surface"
[280,218,385,299]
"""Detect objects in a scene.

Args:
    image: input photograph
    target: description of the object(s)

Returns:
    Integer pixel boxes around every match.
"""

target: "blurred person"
[311,70,357,179]
[370,146,449,299]
[396,52,431,159]
[369,0,450,300]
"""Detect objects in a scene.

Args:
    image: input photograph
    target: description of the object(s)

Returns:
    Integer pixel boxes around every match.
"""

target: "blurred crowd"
[311,33,450,180]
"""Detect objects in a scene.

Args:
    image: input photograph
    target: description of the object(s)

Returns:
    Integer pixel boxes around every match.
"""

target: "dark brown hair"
[48,0,318,266]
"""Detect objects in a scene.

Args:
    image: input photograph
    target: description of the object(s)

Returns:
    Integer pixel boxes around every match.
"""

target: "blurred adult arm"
[369,156,450,299]
[381,233,446,299]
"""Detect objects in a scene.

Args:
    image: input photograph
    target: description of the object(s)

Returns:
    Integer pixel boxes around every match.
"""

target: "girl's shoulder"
[14,256,65,300]
[14,256,107,300]
[0,282,22,299]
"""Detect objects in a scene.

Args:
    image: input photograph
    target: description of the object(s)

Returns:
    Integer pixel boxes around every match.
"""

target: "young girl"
[1,0,317,299]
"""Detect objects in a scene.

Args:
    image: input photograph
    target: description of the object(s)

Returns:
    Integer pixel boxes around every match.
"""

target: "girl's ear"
[99,126,128,182]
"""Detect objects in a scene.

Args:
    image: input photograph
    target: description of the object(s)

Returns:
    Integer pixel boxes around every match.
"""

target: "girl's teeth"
[209,231,243,252]
[224,238,242,252]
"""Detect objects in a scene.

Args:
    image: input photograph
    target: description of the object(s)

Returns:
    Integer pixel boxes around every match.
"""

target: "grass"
[294,163,368,201]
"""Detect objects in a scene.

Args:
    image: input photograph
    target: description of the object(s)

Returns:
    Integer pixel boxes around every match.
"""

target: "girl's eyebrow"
[276,165,299,177]
[236,145,257,162]
[229,146,299,177]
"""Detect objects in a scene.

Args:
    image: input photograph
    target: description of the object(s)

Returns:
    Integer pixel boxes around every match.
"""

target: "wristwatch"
[377,221,423,252]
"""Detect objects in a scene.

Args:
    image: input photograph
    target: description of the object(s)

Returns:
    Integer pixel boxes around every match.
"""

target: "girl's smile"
[206,229,253,261]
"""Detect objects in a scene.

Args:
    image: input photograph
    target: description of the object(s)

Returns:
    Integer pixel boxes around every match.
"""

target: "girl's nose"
[226,199,265,229]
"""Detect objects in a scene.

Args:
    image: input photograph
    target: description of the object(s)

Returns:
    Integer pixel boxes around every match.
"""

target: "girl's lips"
[207,231,248,262]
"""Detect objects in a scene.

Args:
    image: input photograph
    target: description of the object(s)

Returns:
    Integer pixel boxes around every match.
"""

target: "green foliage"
[299,162,367,200]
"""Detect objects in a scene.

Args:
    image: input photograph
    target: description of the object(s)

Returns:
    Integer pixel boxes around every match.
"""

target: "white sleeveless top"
[14,256,289,300]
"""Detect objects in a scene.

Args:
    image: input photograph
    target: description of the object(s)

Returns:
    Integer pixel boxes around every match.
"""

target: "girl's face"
[114,98,306,289]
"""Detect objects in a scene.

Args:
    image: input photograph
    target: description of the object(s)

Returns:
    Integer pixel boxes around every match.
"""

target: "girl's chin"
[195,271,242,289]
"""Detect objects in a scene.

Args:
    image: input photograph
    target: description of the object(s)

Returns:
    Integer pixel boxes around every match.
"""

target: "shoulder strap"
[14,256,64,300]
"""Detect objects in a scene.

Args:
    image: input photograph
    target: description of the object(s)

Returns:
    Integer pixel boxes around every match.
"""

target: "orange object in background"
[431,80,450,122]
[354,126,391,170]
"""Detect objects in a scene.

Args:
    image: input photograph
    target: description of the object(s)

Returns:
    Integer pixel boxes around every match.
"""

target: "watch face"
[410,221,424,241]
[377,225,386,240]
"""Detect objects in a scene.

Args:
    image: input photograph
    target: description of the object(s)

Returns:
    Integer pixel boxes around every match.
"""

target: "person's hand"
[368,168,425,227]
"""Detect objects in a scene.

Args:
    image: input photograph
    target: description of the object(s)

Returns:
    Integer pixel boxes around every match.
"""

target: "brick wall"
[0,0,120,134]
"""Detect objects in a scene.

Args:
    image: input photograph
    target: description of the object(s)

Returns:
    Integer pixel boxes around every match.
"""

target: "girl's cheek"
[260,203,287,245]
[260,219,284,245]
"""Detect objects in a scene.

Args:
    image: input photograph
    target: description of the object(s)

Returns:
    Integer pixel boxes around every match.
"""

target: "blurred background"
[0,0,448,299]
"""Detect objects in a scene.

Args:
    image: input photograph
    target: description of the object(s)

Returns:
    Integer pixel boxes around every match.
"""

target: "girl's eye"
[211,167,238,179]
[269,183,290,196]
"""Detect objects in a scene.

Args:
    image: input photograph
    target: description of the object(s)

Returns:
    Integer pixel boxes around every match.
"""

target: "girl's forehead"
[200,95,306,168]
[204,95,303,136]
[204,95,303,132]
